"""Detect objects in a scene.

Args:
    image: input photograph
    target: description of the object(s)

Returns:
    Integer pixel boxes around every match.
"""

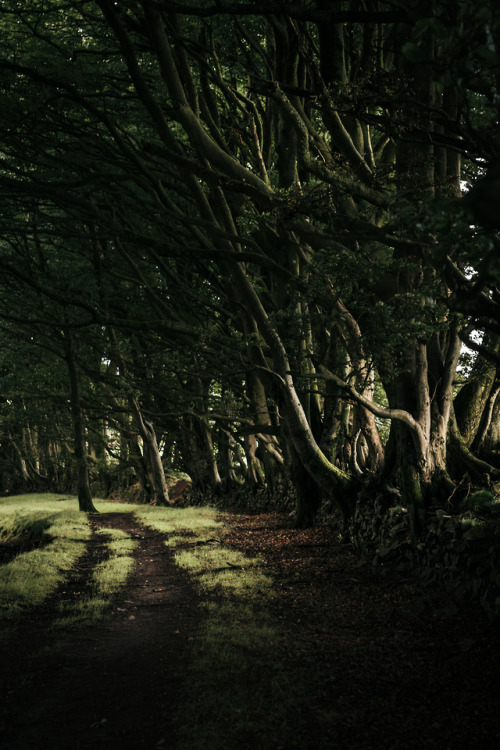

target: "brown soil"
[1,509,499,750]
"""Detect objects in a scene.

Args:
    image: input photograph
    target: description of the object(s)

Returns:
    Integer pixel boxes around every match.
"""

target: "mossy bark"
[454,340,499,447]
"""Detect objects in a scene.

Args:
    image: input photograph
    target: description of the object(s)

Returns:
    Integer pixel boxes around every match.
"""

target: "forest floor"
[0,508,499,750]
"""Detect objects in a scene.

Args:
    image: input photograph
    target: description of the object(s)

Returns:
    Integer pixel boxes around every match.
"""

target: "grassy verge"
[0,494,91,618]
[134,506,293,750]
[0,494,139,626]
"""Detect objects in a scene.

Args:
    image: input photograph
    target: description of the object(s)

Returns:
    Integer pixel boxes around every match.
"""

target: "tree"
[1,0,499,528]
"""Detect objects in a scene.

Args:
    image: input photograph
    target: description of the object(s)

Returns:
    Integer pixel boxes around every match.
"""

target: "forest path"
[1,510,500,749]
[0,513,199,750]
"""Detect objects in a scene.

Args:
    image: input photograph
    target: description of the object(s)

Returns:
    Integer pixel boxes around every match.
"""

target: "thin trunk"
[187,375,222,490]
[219,429,240,488]
[129,394,170,506]
[448,410,500,483]
[127,431,152,501]
[8,433,30,483]
[63,333,98,513]
[244,433,265,487]
[107,326,170,506]
[472,383,500,457]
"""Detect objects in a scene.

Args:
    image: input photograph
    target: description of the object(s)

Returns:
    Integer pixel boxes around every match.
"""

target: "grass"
[93,527,137,597]
[0,494,91,617]
[134,505,225,541]
[53,526,138,627]
[135,506,294,750]
[0,494,139,625]
[1,495,298,748]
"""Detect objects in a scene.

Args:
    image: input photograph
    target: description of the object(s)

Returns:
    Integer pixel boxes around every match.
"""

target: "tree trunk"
[218,428,241,488]
[181,414,222,492]
[230,263,353,523]
[63,333,98,513]
[129,395,170,506]
[454,339,499,446]
[288,440,323,529]
[447,410,500,484]
[244,433,265,487]
[128,430,154,502]
[480,392,500,465]
[106,326,170,505]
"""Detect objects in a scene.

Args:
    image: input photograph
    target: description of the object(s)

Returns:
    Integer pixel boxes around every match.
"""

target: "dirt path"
[0,513,199,750]
[1,510,500,750]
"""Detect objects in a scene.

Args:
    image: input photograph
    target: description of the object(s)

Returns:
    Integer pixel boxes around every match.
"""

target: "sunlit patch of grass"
[174,544,272,599]
[0,494,140,625]
[94,528,137,595]
[53,527,137,627]
[174,544,257,573]
[0,494,90,544]
[0,495,92,618]
[93,500,145,513]
[134,505,224,542]
[200,567,273,597]
[0,540,87,616]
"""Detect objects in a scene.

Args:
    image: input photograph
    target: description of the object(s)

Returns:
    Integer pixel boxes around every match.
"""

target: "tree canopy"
[0,0,499,528]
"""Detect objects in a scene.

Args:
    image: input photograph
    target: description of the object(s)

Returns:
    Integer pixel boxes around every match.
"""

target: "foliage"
[350,493,500,617]
[0,0,500,538]
[458,490,499,514]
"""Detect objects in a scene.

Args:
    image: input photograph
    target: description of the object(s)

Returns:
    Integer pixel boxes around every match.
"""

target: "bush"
[458,490,499,514]
[348,494,500,617]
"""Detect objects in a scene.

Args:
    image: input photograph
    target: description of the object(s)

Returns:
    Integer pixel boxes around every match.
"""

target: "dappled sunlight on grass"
[136,505,290,749]
[0,497,294,747]
[0,540,87,615]
[91,528,137,599]
[53,527,138,627]
[92,500,144,514]
[175,544,257,572]
[0,494,92,616]
[134,505,224,538]
[200,566,273,597]
[0,494,91,544]
[0,494,139,623]
[175,543,273,599]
